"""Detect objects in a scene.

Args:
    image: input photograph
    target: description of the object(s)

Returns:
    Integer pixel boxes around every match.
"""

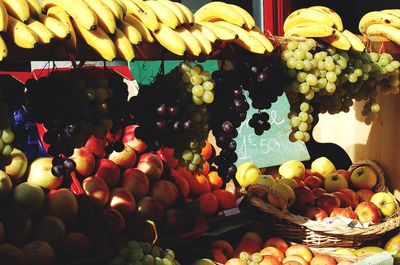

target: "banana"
[229,4,255,30]
[2,0,30,22]
[309,6,343,31]
[191,23,217,43]
[189,25,213,55]
[0,35,7,60]
[194,1,245,28]
[341,29,365,52]
[381,9,400,17]
[83,0,117,35]
[359,11,400,34]
[124,14,154,43]
[6,15,38,48]
[151,23,186,55]
[174,1,194,25]
[284,24,336,38]
[366,23,400,45]
[199,21,237,41]
[26,0,42,19]
[119,20,142,45]
[283,8,335,32]
[26,18,54,44]
[101,0,124,21]
[214,21,266,54]
[175,27,201,56]
[115,0,127,16]
[113,27,135,61]
[119,0,159,32]
[0,1,7,32]
[47,6,77,51]
[39,15,70,40]
[146,0,179,29]
[157,0,185,26]
[248,30,274,52]
[71,18,117,61]
[319,30,351,50]
[43,0,98,31]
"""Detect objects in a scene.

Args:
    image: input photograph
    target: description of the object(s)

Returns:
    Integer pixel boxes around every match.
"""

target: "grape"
[239,252,250,262]
[192,85,205,97]
[1,144,12,156]
[306,74,318,86]
[251,253,263,263]
[300,102,310,112]
[287,40,298,50]
[202,91,214,104]
[290,116,300,128]
[190,74,203,85]
[371,103,380,112]
[143,255,155,265]
[1,129,15,144]
[326,71,337,83]
[294,131,304,140]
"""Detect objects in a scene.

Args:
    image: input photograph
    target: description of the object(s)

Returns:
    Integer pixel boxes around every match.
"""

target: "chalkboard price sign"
[234,93,310,168]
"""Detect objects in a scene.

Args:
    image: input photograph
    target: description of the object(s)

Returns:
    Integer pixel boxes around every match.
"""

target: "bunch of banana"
[360,9,400,46]
[284,6,365,52]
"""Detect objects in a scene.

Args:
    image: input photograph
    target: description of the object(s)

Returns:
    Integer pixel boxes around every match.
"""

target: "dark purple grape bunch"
[51,156,76,177]
[249,112,271,135]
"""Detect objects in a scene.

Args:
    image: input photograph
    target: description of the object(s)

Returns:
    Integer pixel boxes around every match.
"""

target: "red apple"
[324,172,348,192]
[312,188,327,199]
[335,169,351,182]
[355,202,381,224]
[332,191,353,208]
[47,188,79,222]
[85,135,106,158]
[109,187,136,216]
[136,153,164,181]
[151,180,179,207]
[339,188,359,209]
[122,168,149,198]
[305,169,324,180]
[61,232,92,260]
[136,196,165,224]
[356,189,375,203]
[263,237,289,253]
[83,177,110,207]
[70,148,95,177]
[122,125,148,153]
[293,186,315,210]
[317,193,340,215]
[108,144,137,169]
[330,207,357,219]
[304,175,323,189]
[310,254,337,265]
[94,159,120,188]
[285,245,313,263]
[159,147,178,169]
[305,207,328,221]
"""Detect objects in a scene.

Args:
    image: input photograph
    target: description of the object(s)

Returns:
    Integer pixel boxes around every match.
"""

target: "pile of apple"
[241,157,397,225]
[0,149,92,265]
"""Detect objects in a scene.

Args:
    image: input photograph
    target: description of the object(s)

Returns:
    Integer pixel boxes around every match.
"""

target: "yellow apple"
[13,182,45,216]
[311,157,336,177]
[353,246,384,256]
[235,162,261,188]
[268,183,296,208]
[324,172,348,192]
[278,160,305,180]
[370,192,397,217]
[351,166,377,189]
[277,178,298,189]
[0,170,12,198]
[27,158,63,190]
[255,175,276,187]
[385,234,400,255]
[3,148,28,181]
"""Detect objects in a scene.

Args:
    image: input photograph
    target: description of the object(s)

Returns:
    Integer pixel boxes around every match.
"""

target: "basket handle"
[247,183,289,218]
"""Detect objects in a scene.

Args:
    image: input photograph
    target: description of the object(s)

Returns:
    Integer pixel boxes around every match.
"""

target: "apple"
[282,255,308,265]
[3,148,28,181]
[163,209,188,234]
[278,160,305,180]
[355,202,381,224]
[136,196,165,224]
[332,191,353,208]
[324,173,348,192]
[305,169,324,179]
[27,157,63,190]
[304,175,323,189]
[61,232,92,259]
[235,162,261,188]
[0,244,27,265]
[85,135,106,158]
[243,232,263,247]
[101,208,126,232]
[285,244,313,262]
[151,180,179,207]
[350,166,377,189]
[13,182,45,215]
[211,240,234,258]
[310,254,337,265]
[385,234,400,255]
[260,246,285,262]
[94,158,120,188]
[225,258,246,265]
[47,188,79,222]
[122,125,148,153]
[21,240,55,265]
[109,187,136,216]
[335,169,351,182]
[83,176,110,207]
[213,248,227,264]
[2,207,32,243]
[353,246,384,256]
[212,189,236,209]
[0,170,12,198]
[259,255,280,265]
[267,183,296,208]
[293,186,315,210]
[330,207,357,219]
[33,215,66,249]
[136,153,164,181]
[70,147,95,177]
[317,193,340,215]
[311,157,336,177]
[277,178,298,189]
[313,187,327,199]
[370,192,397,217]
[356,189,375,203]
[263,237,289,253]
[255,175,276,187]
[339,189,359,209]
[160,147,179,169]
[109,144,137,169]
[305,207,328,221]
[122,168,149,198]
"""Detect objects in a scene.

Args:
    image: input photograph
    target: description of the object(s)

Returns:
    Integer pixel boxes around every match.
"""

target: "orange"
[212,189,236,210]
[187,174,211,196]
[207,171,223,190]
[201,161,210,176]
[201,140,213,160]
[198,192,218,215]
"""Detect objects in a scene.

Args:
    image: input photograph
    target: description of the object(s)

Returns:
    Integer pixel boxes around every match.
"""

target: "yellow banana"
[174,1,193,25]
[43,0,98,31]
[119,20,142,45]
[27,18,54,44]
[146,0,179,29]
[0,35,7,60]
[113,27,135,61]
[359,11,400,34]
[353,247,384,257]
[6,15,38,48]
[341,29,365,52]
[151,23,186,55]
[284,24,336,38]
[2,0,30,22]
[283,8,335,33]
[191,23,217,43]
[124,14,154,43]
[47,6,77,51]
[0,1,8,32]
[26,0,42,19]
[248,30,274,52]
[309,6,343,31]
[39,15,70,40]
[115,0,127,16]
[214,21,266,54]
[199,21,237,41]
[157,0,185,26]
[175,27,201,56]
[194,1,245,28]
[319,30,351,50]
[366,23,400,45]
[381,9,400,17]
[228,4,255,30]
[101,0,124,21]
[71,18,117,61]
[119,0,159,32]
[83,0,117,35]
[189,26,212,55]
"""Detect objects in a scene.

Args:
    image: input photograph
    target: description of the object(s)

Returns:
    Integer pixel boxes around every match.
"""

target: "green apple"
[311,157,336,177]
[255,175,276,187]
[3,148,28,181]
[268,183,296,208]
[370,192,397,217]
[235,162,261,188]
[278,160,305,180]
[27,158,63,190]
[13,182,45,216]
[324,172,348,192]
[350,166,377,189]
[0,170,12,198]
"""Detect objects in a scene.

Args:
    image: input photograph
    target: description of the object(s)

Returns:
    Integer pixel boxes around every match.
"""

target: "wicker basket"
[248,160,400,247]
